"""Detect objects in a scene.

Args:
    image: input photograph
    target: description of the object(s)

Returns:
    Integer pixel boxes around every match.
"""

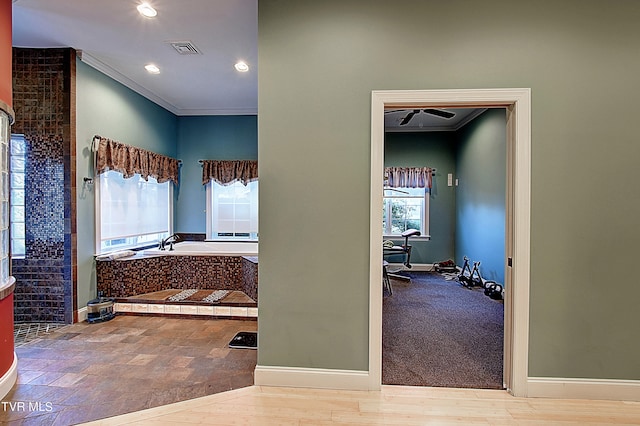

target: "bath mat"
[177,290,231,303]
[229,331,257,349]
[167,289,198,302]
[202,290,230,303]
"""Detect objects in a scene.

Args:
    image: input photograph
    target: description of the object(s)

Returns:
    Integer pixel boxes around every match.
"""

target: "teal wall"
[385,110,507,285]
[175,116,258,233]
[455,109,506,284]
[384,131,457,264]
[76,60,257,307]
[75,60,178,308]
[258,0,640,380]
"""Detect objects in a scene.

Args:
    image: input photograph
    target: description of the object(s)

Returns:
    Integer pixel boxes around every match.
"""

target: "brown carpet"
[383,271,504,389]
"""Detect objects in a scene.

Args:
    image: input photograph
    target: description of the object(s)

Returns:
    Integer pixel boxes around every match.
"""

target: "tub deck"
[120,289,255,306]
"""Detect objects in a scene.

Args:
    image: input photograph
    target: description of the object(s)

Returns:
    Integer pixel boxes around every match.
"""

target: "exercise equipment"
[434,259,457,273]
[383,228,421,283]
[458,256,478,287]
[484,282,504,300]
[458,256,498,292]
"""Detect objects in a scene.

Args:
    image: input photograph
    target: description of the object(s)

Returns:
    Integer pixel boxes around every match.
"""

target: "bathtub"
[98,240,259,302]
[143,241,258,256]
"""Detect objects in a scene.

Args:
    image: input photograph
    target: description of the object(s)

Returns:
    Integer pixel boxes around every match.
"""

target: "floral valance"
[384,167,433,189]
[201,160,258,186]
[94,136,180,184]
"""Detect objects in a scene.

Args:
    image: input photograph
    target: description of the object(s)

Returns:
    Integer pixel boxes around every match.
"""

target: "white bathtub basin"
[143,241,258,256]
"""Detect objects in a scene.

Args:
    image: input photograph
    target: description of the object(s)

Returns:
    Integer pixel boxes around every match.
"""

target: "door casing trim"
[369,88,531,396]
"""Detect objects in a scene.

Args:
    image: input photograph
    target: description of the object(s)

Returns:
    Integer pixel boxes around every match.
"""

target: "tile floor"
[13,323,66,348]
[1,315,257,425]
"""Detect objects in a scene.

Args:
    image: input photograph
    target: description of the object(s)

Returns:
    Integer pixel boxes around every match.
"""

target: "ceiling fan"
[386,108,456,126]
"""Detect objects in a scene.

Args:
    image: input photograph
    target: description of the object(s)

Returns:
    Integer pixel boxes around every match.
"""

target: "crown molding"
[80,51,257,116]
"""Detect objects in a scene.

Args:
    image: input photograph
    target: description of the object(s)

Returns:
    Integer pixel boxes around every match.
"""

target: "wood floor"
[83,385,640,425]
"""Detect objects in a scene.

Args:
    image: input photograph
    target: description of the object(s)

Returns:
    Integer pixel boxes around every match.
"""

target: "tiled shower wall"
[11,48,76,323]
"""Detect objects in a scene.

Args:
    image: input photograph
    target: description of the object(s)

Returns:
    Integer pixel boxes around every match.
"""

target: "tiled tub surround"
[96,254,259,319]
[242,256,258,304]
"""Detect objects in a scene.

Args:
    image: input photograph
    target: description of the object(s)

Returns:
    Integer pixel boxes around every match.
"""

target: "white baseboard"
[254,365,370,391]
[77,306,88,323]
[386,263,435,272]
[528,377,640,402]
[0,353,18,400]
[253,368,640,401]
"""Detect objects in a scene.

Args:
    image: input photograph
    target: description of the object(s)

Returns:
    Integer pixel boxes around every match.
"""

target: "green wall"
[75,59,178,308]
[258,0,640,380]
[384,131,457,264]
[175,115,258,233]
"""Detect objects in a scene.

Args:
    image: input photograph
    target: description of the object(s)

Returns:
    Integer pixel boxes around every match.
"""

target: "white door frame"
[369,88,531,397]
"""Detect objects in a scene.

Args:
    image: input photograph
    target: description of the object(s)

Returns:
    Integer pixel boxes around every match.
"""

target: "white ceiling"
[11,1,485,130]
[12,0,258,116]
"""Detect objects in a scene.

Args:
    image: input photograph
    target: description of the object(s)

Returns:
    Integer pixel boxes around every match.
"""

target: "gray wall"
[258,0,640,380]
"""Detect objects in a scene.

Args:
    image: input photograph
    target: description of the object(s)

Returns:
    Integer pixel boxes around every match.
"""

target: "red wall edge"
[0,0,14,382]
[0,293,14,377]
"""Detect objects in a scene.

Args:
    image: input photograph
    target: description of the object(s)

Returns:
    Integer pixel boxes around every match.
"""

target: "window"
[10,134,26,258]
[96,170,171,253]
[383,187,429,236]
[207,180,258,240]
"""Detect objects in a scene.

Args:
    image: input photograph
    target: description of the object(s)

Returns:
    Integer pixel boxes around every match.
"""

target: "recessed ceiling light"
[137,3,157,18]
[234,61,249,73]
[145,64,160,74]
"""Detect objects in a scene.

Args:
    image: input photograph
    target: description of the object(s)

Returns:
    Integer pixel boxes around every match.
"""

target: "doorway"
[369,89,531,397]
[382,106,506,389]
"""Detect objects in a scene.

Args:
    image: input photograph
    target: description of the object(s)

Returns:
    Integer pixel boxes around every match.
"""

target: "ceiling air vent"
[167,41,202,55]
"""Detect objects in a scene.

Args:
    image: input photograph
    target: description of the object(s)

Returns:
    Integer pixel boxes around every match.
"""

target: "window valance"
[384,167,433,189]
[201,160,258,186]
[94,136,180,184]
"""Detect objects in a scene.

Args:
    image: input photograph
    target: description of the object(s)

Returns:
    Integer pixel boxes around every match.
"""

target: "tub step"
[117,289,256,307]
[111,290,257,320]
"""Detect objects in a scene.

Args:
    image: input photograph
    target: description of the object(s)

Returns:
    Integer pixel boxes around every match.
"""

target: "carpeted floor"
[383,271,504,389]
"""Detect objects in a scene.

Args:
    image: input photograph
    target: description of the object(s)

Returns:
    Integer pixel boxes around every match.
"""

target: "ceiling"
[11,0,258,116]
[384,108,486,132]
[11,1,484,130]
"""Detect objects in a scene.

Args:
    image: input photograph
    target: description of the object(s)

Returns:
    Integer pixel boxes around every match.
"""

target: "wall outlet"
[447,173,453,186]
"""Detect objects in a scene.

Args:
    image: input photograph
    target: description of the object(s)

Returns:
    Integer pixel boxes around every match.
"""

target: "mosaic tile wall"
[96,255,258,299]
[11,48,76,323]
[242,256,258,302]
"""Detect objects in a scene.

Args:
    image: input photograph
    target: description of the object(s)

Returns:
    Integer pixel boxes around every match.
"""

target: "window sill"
[383,235,431,241]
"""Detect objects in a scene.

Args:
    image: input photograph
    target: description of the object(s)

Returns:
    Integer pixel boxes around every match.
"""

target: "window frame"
[382,186,430,238]
[9,134,26,259]
[94,170,173,254]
